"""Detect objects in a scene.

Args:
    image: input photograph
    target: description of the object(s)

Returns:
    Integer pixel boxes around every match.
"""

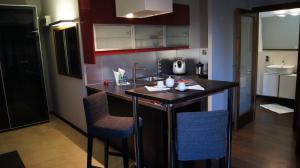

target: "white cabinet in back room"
[279,74,297,99]
[262,73,279,97]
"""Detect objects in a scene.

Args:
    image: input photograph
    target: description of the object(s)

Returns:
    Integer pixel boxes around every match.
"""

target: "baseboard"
[50,112,87,137]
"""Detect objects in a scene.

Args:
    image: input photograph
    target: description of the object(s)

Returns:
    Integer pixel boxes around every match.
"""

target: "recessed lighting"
[274,10,286,15]
[277,14,286,17]
[289,8,300,16]
[125,13,134,18]
[290,13,299,16]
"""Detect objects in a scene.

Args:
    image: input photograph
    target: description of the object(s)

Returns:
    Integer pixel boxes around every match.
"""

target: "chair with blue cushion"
[176,110,228,168]
[83,91,139,168]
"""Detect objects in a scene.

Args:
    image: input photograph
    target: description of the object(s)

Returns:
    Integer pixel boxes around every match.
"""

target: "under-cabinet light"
[125,13,134,18]
[49,20,76,29]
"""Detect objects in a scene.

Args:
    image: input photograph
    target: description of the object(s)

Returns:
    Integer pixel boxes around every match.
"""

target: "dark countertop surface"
[126,76,238,104]
[86,75,238,109]
[86,80,166,110]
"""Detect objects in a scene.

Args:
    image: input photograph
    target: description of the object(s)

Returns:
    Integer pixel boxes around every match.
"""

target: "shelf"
[94,46,189,56]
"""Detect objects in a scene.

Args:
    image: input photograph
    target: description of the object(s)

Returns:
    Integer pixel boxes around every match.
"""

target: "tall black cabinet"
[0,5,49,131]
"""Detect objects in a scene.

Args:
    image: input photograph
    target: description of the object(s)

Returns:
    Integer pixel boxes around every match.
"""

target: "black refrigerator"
[0,5,49,131]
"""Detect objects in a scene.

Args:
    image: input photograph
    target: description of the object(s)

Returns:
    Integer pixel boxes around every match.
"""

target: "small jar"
[165,76,175,88]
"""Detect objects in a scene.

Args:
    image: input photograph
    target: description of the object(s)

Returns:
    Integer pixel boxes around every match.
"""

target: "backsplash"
[256,50,298,95]
[85,48,208,84]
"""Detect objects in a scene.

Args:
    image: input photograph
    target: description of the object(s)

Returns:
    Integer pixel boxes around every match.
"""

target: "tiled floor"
[0,105,297,168]
[0,115,123,168]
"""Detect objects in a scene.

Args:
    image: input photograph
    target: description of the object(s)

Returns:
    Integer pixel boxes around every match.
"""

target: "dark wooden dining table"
[125,77,238,168]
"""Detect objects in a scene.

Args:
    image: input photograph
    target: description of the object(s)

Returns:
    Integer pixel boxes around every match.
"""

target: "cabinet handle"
[0,62,12,128]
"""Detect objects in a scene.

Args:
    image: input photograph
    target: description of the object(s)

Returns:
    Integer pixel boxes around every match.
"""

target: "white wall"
[208,0,251,110]
[41,0,87,131]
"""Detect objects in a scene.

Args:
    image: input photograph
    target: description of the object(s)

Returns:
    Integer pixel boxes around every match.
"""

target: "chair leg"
[104,139,109,168]
[138,127,144,166]
[218,157,225,168]
[122,139,129,168]
[87,136,93,168]
[206,159,211,168]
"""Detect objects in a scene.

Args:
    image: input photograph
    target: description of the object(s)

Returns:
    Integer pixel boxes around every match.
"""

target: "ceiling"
[260,8,300,18]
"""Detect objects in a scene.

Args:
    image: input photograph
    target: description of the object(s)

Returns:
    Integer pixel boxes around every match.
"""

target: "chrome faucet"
[132,63,146,84]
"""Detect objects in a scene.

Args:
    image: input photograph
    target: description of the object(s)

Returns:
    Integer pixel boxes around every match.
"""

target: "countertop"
[126,76,238,104]
[86,75,236,110]
[86,80,167,110]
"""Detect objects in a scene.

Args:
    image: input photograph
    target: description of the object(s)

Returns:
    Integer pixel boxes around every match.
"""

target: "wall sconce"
[49,20,77,30]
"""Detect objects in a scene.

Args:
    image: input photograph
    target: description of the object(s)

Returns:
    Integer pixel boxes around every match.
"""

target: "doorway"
[255,8,298,129]
[235,2,300,130]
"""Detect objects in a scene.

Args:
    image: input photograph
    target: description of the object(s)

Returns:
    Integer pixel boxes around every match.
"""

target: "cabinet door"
[94,24,133,51]
[279,74,297,99]
[135,25,163,48]
[166,26,189,47]
[262,73,279,97]
[0,7,49,128]
[0,64,10,131]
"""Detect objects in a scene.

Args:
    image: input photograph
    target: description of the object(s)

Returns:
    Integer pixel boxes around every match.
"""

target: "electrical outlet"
[200,48,208,56]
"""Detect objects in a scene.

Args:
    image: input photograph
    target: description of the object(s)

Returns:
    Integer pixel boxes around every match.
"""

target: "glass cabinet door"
[135,25,163,48]
[94,24,133,51]
[0,64,10,131]
[166,26,189,47]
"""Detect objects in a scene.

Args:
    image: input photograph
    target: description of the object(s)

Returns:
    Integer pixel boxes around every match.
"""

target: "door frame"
[234,9,259,129]
[252,2,300,130]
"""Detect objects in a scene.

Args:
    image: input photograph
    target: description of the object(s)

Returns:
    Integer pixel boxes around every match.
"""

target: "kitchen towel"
[145,86,170,92]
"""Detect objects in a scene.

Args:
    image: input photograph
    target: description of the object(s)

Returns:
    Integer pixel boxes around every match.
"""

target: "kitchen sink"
[266,65,295,74]
[138,76,165,82]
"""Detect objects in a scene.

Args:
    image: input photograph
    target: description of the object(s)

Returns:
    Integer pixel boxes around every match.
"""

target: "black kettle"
[195,62,203,75]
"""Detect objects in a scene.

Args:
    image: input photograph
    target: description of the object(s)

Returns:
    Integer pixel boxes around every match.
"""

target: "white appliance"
[262,73,279,97]
[115,0,173,18]
[173,58,186,74]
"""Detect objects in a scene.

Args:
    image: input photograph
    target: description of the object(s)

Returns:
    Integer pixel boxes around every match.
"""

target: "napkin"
[113,68,129,85]
[186,85,205,90]
[145,86,170,92]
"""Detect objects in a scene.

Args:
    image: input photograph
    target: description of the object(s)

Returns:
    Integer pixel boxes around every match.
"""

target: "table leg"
[132,96,142,168]
[166,104,175,168]
[226,88,234,168]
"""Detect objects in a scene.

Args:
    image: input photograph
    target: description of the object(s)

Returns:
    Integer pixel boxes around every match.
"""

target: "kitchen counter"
[86,75,211,110]
[126,77,238,168]
[85,75,237,168]
[87,82,166,110]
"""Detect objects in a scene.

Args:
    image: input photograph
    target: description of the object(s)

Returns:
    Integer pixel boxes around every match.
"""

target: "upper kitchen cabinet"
[79,0,190,64]
[262,15,299,50]
[166,26,189,47]
[135,25,163,49]
[94,24,133,51]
